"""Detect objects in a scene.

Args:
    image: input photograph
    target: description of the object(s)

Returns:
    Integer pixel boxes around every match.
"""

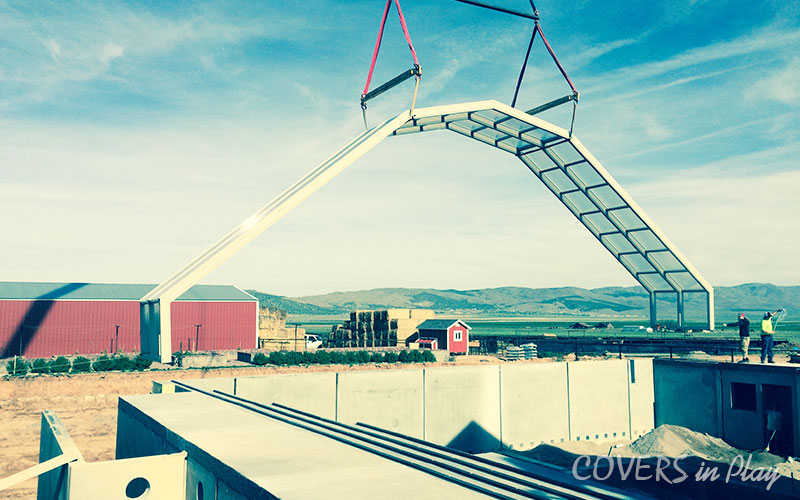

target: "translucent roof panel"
[392,101,712,294]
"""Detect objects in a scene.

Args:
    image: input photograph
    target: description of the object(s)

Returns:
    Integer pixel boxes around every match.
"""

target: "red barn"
[416,319,471,354]
[0,282,258,358]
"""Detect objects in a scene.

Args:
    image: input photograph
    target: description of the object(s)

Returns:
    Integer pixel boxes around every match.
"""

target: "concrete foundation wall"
[336,369,424,437]
[175,359,653,454]
[568,360,631,442]
[653,361,720,435]
[499,363,569,450]
[424,366,501,453]
[235,372,337,419]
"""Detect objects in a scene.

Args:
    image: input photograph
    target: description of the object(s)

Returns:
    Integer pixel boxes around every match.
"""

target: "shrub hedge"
[5,357,30,376]
[3,353,154,377]
[249,349,437,367]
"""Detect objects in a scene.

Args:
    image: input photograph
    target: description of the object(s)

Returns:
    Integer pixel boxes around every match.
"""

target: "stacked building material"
[521,343,538,359]
[328,308,434,348]
[257,306,306,350]
[505,346,525,360]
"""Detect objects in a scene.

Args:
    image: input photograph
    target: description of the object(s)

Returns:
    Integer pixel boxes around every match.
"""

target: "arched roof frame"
[140,100,714,362]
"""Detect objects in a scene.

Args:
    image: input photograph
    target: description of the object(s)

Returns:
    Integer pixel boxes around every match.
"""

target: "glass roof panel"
[609,208,647,231]
[667,271,703,290]
[649,250,682,272]
[499,137,530,152]
[640,273,671,292]
[496,117,535,135]
[603,233,637,254]
[584,212,617,235]
[452,119,485,132]
[621,253,657,273]
[629,230,665,252]
[520,128,559,145]
[542,169,578,193]
[562,191,596,214]
[521,149,556,173]
[546,141,585,165]
[566,162,604,190]
[588,185,625,211]
[474,128,510,143]
[472,109,507,123]
[415,116,444,126]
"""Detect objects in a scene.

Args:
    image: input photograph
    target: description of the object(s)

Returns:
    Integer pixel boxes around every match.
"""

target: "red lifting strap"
[535,23,577,95]
[362,0,420,97]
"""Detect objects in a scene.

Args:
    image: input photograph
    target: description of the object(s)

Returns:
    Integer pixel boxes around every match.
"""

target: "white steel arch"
[141,100,714,362]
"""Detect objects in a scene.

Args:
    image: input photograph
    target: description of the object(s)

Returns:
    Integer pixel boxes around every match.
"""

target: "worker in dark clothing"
[728,313,751,362]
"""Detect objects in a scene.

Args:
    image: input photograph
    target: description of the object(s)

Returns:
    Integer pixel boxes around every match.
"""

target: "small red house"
[416,319,471,354]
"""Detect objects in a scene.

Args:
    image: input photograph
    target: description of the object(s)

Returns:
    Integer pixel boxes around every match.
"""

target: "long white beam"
[141,111,412,305]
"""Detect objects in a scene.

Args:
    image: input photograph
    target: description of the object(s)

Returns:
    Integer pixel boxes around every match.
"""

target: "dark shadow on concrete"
[1,283,88,358]
[446,421,501,454]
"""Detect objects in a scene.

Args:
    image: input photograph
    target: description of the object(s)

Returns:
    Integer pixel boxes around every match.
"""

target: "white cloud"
[100,42,125,64]
[746,57,800,106]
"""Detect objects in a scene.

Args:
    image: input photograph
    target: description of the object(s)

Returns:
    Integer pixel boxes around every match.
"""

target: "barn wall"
[0,300,139,358]
[171,301,258,352]
[0,299,258,358]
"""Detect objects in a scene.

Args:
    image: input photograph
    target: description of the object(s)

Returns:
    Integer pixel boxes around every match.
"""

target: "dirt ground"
[0,356,506,499]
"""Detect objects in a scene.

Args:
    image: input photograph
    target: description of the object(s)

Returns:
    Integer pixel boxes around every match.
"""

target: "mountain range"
[246,283,798,319]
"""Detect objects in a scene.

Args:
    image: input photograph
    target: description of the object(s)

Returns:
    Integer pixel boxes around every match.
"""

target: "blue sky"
[1,0,798,296]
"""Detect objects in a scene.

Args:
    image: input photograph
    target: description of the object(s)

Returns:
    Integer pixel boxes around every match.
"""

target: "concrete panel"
[499,363,569,451]
[627,358,655,439]
[36,411,83,500]
[67,452,186,500]
[653,360,720,436]
[424,365,501,453]
[568,360,629,442]
[235,372,337,419]
[337,369,424,438]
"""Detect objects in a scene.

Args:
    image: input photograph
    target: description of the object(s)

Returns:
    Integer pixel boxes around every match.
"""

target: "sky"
[1,0,798,297]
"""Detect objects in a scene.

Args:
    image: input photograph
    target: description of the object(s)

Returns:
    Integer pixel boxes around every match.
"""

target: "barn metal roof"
[418,319,472,330]
[0,282,256,302]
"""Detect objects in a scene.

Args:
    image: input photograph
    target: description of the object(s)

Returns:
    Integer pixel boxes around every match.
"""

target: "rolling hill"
[246,283,799,319]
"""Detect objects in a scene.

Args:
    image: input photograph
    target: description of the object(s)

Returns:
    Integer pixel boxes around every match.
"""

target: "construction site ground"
[0,355,502,500]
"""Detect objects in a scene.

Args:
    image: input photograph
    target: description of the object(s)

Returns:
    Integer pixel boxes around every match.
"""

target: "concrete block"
[567,360,630,442]
[337,369,424,437]
[151,381,176,394]
[500,362,569,450]
[235,372,337,419]
[424,365,501,453]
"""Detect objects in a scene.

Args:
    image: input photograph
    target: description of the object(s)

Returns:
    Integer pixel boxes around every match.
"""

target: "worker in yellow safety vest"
[760,311,776,364]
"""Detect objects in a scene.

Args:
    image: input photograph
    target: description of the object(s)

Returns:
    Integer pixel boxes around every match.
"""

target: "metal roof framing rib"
[140,100,713,362]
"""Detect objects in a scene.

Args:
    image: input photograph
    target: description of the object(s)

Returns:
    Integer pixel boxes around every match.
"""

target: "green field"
[291,315,800,343]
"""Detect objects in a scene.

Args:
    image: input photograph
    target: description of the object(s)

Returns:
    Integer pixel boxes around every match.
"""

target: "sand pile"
[514,424,800,477]
[627,424,787,470]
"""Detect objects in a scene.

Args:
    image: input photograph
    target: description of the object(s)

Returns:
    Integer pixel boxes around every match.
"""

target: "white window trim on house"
[453,329,463,341]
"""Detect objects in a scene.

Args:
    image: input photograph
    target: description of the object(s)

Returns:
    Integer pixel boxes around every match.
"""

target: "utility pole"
[195,324,202,352]
[288,323,301,351]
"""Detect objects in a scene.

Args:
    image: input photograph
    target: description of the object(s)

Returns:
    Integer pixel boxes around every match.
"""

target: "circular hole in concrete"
[197,481,204,500]
[125,477,150,499]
